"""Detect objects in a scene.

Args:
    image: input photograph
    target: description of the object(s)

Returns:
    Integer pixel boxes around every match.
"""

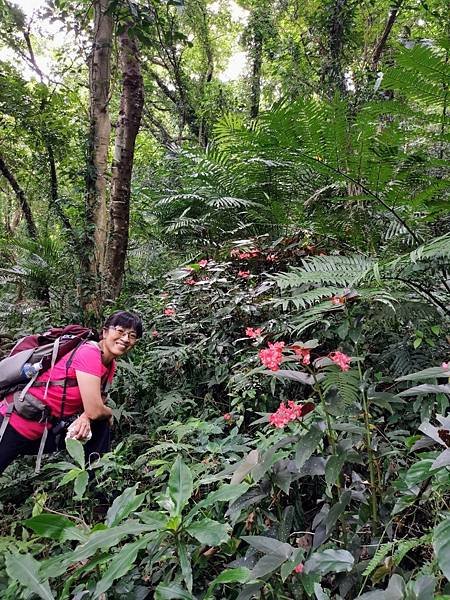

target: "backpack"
[0,325,98,471]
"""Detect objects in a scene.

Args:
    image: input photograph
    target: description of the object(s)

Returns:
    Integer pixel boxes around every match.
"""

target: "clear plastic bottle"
[21,362,42,379]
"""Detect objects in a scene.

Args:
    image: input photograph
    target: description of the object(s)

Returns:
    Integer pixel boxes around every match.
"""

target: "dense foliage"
[0,0,449,598]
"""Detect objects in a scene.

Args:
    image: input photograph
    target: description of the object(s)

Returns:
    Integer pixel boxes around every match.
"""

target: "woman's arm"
[75,370,113,421]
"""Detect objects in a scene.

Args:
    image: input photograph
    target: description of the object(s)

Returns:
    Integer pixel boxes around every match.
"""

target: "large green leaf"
[154,582,194,599]
[73,522,156,562]
[94,535,150,597]
[433,516,450,581]
[168,456,193,516]
[65,438,85,469]
[24,514,75,540]
[205,567,250,598]
[74,470,89,499]
[251,554,287,579]
[241,535,294,559]
[295,424,324,469]
[139,510,169,529]
[5,552,54,600]
[106,484,147,526]
[186,518,230,545]
[304,549,354,575]
[177,542,192,593]
[186,483,249,524]
[325,453,346,487]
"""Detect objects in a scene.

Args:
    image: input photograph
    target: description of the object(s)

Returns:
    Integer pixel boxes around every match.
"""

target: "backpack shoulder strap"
[0,402,14,444]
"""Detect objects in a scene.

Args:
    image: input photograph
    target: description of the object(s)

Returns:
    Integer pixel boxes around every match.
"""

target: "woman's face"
[101,324,138,358]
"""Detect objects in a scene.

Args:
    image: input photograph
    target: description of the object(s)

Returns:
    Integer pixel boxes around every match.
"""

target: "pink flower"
[151,330,159,338]
[293,563,304,574]
[267,253,278,262]
[442,362,449,369]
[198,259,208,268]
[185,278,196,286]
[164,308,176,316]
[329,351,351,371]
[246,327,262,338]
[269,401,314,428]
[291,345,311,365]
[223,413,232,421]
[259,342,285,371]
[238,270,250,279]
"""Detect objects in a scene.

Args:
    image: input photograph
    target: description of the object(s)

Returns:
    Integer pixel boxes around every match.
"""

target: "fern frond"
[362,542,394,577]
[321,368,361,405]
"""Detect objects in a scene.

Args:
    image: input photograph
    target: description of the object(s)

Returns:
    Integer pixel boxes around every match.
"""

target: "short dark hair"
[103,311,143,339]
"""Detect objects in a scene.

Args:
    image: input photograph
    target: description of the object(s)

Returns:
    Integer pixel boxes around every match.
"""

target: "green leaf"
[94,535,150,597]
[106,485,146,526]
[186,518,230,546]
[74,522,157,562]
[65,438,85,469]
[186,483,249,524]
[168,456,193,516]
[325,453,346,487]
[205,567,250,598]
[178,542,192,593]
[433,516,450,581]
[241,535,294,559]
[138,510,169,529]
[5,552,54,600]
[230,449,260,485]
[24,514,75,540]
[251,554,287,578]
[295,424,324,469]
[154,582,194,599]
[74,470,89,499]
[304,549,354,575]
[59,468,81,487]
[404,459,434,487]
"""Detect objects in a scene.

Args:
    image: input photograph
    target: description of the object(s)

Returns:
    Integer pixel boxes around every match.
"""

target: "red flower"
[259,342,285,371]
[164,308,176,316]
[223,413,232,421]
[291,345,311,365]
[246,327,262,338]
[293,563,304,574]
[238,270,250,278]
[269,401,314,428]
[329,351,351,371]
[151,330,159,337]
[198,259,208,268]
[184,278,196,286]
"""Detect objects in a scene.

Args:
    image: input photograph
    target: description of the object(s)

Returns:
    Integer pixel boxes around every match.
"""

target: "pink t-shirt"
[0,342,115,440]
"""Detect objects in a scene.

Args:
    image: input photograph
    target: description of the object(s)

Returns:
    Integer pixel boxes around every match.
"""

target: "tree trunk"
[105,25,144,299]
[249,28,263,119]
[0,154,37,239]
[84,0,113,314]
[320,0,351,96]
[372,0,404,69]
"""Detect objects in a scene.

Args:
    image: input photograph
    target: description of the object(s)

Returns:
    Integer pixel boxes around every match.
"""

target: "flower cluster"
[269,400,314,428]
[329,351,351,371]
[184,278,196,286]
[238,270,250,278]
[246,327,262,338]
[223,413,232,421]
[266,253,278,262]
[151,330,159,338]
[164,307,176,316]
[291,344,311,365]
[293,564,304,574]
[198,259,208,268]
[442,362,449,369]
[259,342,285,371]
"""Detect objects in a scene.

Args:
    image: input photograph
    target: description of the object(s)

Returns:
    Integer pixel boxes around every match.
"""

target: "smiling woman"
[0,310,143,476]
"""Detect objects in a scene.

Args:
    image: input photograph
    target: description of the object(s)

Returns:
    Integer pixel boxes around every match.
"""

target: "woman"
[0,310,142,474]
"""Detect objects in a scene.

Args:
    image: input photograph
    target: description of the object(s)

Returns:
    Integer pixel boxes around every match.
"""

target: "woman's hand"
[68,413,91,441]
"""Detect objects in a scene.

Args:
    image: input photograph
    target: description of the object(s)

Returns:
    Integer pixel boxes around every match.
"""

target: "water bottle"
[21,362,42,379]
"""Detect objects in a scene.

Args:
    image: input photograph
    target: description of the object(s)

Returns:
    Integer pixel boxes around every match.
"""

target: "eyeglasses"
[110,326,138,342]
